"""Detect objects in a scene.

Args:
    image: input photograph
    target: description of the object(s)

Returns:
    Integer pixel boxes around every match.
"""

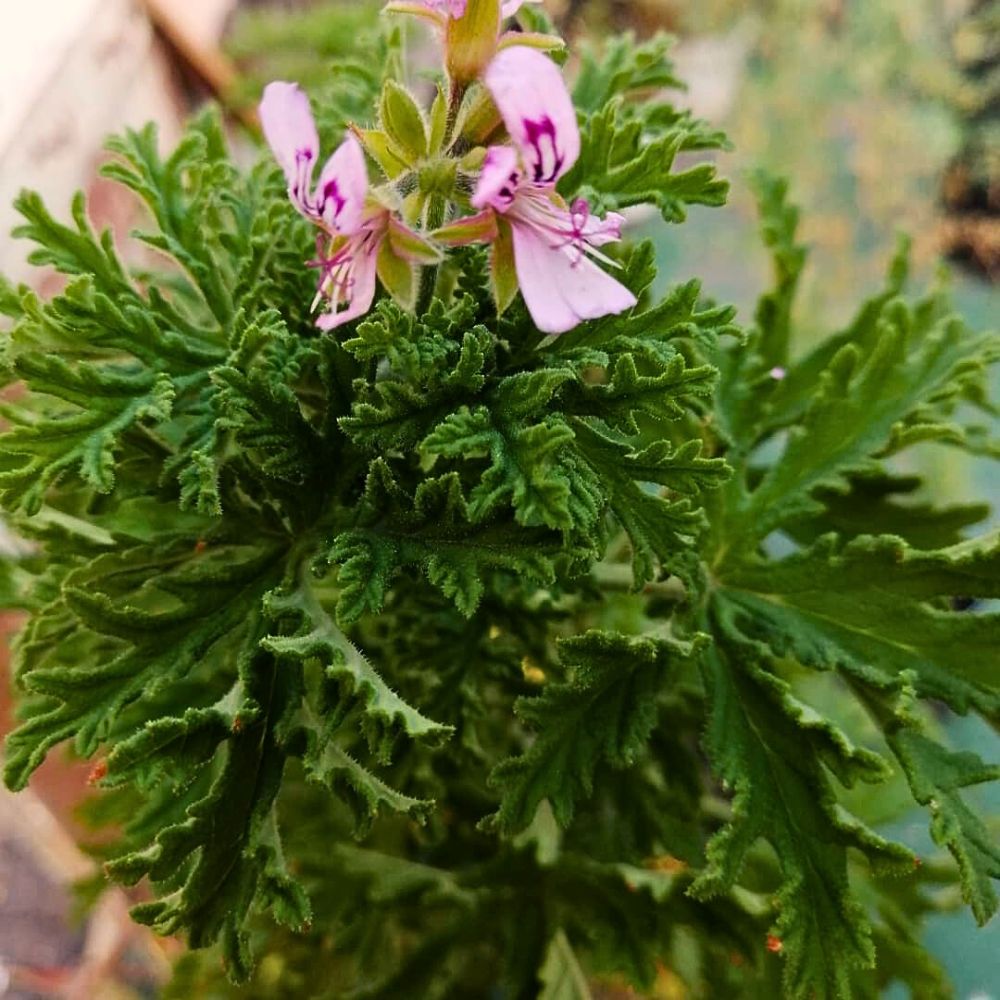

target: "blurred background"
[0,0,996,996]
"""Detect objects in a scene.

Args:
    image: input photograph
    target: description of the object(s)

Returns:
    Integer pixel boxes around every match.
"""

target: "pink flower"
[260,81,439,329]
[260,81,367,236]
[304,220,383,331]
[443,48,636,335]
[423,0,468,17]
[260,81,377,329]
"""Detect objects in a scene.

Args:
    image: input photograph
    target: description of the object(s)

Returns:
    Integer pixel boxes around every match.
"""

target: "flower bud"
[446,0,501,85]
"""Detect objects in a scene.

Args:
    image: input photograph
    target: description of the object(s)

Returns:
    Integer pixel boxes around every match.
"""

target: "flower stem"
[417,193,448,314]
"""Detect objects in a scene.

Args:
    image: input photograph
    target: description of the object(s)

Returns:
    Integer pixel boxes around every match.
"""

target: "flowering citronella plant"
[1,2,998,997]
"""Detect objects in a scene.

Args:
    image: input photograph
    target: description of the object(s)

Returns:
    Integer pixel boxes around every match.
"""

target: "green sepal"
[387,214,443,265]
[377,239,418,311]
[434,209,499,246]
[491,217,518,315]
[354,127,409,179]
[379,79,429,164]
[497,31,566,55]
[428,85,449,155]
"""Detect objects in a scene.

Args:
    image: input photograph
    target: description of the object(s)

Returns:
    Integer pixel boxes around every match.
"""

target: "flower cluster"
[260,0,636,335]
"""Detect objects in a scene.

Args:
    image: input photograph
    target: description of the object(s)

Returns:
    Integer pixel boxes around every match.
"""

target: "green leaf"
[262,559,450,755]
[100,113,251,327]
[868,682,1000,924]
[579,423,727,497]
[855,860,953,1000]
[206,308,323,489]
[343,296,477,376]
[698,172,1000,998]
[784,472,990,549]
[573,420,709,585]
[105,650,310,984]
[691,643,912,1000]
[488,631,698,833]
[538,930,593,1000]
[329,464,569,620]
[102,696,238,793]
[572,33,684,113]
[567,350,716,433]
[715,534,1000,717]
[561,99,729,223]
[341,326,490,452]
[720,312,1000,556]
[0,359,175,511]
[890,728,1000,923]
[424,407,603,532]
[748,171,808,368]
[4,540,282,790]
[300,712,433,836]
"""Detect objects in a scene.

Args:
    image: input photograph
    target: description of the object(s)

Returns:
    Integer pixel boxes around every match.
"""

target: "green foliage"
[688,176,1000,998]
[106,649,310,983]
[224,0,391,130]
[538,930,595,999]
[489,631,700,833]
[561,35,730,223]
[0,12,997,1000]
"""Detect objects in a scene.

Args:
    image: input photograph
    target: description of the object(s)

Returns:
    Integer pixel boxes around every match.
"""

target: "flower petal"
[314,134,368,234]
[509,221,637,334]
[484,47,580,185]
[471,145,521,212]
[500,0,538,16]
[575,202,625,247]
[315,235,380,331]
[259,81,320,196]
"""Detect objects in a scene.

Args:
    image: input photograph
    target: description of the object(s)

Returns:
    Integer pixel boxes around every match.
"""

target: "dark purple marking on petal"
[320,178,347,225]
[497,170,522,206]
[293,148,315,201]
[522,117,563,184]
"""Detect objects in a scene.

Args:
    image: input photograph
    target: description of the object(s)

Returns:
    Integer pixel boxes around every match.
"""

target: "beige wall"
[0,0,235,284]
